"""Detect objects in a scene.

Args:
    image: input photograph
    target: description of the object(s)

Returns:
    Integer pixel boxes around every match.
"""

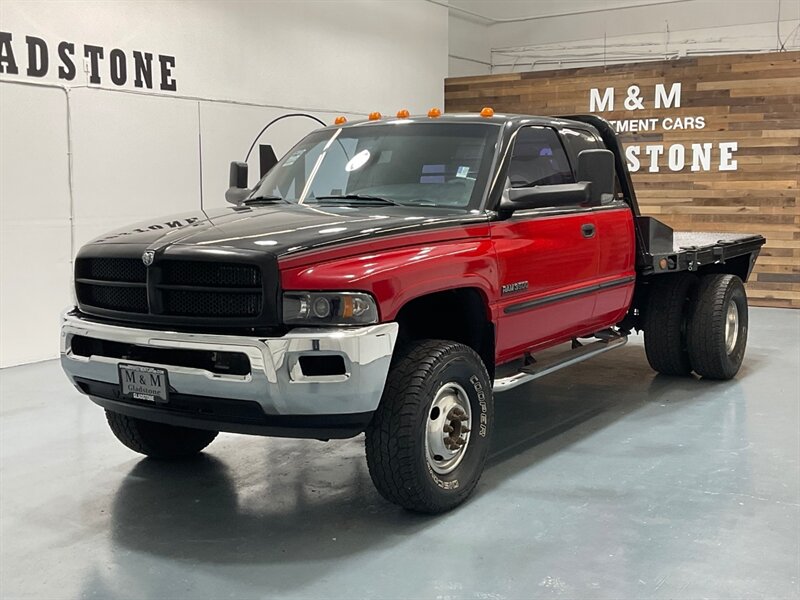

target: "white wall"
[448,0,800,75]
[0,84,73,368]
[448,15,492,76]
[0,0,448,367]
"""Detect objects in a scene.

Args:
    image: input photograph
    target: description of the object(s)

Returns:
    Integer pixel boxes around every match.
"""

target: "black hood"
[86,203,488,257]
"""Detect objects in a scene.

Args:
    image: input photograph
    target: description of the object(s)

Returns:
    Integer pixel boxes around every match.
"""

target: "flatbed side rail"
[640,233,766,278]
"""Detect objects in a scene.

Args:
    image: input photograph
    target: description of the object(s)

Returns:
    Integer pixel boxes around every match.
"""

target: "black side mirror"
[225,161,250,205]
[577,149,615,205]
[499,182,590,215]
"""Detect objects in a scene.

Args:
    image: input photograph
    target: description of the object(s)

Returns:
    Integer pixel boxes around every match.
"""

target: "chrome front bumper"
[60,311,398,418]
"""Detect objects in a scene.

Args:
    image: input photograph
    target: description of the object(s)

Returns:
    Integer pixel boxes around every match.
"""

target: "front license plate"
[119,364,169,403]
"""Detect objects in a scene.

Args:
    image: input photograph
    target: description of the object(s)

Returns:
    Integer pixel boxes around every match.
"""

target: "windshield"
[248,122,500,209]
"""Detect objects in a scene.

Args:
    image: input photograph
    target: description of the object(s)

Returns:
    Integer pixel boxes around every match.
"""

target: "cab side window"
[562,127,601,158]
[507,127,573,188]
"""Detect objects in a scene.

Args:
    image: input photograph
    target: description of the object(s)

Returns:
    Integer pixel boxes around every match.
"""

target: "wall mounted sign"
[588,82,738,173]
[0,31,177,91]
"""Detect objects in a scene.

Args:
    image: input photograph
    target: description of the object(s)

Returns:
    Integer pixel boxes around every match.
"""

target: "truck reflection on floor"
[92,342,757,598]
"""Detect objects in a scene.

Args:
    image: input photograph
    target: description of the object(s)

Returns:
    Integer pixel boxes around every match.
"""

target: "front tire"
[365,340,493,514]
[687,274,748,380]
[106,410,218,459]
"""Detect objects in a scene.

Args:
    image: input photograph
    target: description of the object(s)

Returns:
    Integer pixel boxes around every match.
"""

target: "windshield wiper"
[244,194,290,205]
[312,194,400,206]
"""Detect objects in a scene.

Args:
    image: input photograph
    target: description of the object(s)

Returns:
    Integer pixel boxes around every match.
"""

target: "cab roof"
[330,113,597,132]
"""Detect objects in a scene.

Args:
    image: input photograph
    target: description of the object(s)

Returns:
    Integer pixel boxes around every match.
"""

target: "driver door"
[491,126,600,363]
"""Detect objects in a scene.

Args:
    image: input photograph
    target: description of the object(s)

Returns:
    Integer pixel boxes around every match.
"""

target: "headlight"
[282,291,379,326]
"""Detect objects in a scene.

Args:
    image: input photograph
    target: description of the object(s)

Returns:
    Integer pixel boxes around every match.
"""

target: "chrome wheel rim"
[725,300,739,354]
[425,382,472,475]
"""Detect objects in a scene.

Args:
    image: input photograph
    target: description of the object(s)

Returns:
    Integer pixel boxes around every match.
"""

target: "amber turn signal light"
[427,107,441,118]
[480,106,494,118]
[334,116,347,125]
[341,295,354,319]
[396,109,410,118]
[368,111,382,121]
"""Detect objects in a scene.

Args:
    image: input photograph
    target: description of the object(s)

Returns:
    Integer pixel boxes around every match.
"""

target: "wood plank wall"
[445,51,800,308]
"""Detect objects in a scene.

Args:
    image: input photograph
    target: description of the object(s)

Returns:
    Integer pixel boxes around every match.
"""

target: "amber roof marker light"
[396,109,410,118]
[368,111,382,121]
[427,107,442,118]
[334,116,347,125]
[480,107,494,118]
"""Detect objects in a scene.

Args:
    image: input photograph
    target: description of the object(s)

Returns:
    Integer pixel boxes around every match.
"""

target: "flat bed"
[636,217,765,275]
[672,231,764,252]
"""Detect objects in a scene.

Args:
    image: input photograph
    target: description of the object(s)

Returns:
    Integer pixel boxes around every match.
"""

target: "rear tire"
[365,340,493,514]
[643,273,697,376]
[106,410,218,459]
[687,274,748,380]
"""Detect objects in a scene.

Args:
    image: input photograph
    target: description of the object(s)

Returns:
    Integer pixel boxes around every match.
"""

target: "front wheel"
[365,340,493,514]
[106,410,218,459]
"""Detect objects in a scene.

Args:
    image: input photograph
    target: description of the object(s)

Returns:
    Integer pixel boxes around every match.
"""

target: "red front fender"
[280,236,498,322]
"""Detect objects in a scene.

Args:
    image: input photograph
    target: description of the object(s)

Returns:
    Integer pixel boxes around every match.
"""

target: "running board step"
[493,334,628,393]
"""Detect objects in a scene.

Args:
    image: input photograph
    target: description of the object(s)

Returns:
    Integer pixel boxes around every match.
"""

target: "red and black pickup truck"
[61,111,765,513]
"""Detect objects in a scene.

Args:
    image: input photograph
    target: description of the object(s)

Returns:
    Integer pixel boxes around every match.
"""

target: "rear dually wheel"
[643,272,697,376]
[687,274,749,380]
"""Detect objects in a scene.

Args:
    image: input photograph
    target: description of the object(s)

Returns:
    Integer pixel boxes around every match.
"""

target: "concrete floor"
[1,307,798,600]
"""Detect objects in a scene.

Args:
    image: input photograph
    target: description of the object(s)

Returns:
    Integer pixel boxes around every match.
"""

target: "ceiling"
[444,0,695,22]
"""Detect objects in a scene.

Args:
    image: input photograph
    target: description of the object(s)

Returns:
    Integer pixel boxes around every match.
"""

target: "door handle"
[581,223,596,238]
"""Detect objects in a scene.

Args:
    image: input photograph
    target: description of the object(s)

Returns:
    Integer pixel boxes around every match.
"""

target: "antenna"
[243,113,327,163]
